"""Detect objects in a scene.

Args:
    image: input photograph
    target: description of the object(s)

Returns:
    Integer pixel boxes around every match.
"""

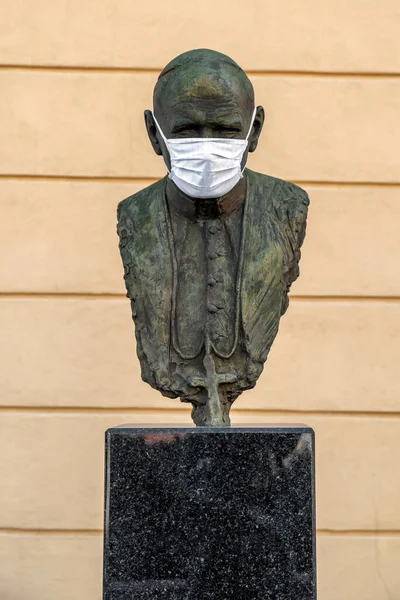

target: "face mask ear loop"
[241,106,258,176]
[152,112,168,142]
[152,112,171,174]
[245,106,258,141]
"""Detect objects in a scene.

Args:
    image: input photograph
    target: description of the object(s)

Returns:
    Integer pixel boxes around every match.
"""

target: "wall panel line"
[1,407,400,418]
[1,64,400,78]
[0,292,399,302]
[1,174,399,187]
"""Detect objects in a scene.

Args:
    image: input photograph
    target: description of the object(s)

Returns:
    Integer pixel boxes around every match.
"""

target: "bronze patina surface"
[117,49,309,426]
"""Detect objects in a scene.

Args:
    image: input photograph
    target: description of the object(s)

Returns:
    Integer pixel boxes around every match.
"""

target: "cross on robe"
[188,354,237,425]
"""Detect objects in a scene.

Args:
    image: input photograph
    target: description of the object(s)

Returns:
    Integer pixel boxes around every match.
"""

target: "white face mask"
[152,108,257,199]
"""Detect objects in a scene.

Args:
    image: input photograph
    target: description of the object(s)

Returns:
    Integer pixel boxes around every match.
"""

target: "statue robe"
[117,168,309,404]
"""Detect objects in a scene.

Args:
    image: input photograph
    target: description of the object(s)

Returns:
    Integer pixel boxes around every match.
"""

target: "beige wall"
[1,2,399,598]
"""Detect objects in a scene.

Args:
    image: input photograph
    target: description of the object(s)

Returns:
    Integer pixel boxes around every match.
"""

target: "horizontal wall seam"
[292,296,400,303]
[0,174,399,187]
[317,529,400,537]
[0,527,399,536]
[0,293,398,303]
[1,407,400,418]
[0,174,157,184]
[0,528,103,536]
[0,292,127,300]
[1,65,400,78]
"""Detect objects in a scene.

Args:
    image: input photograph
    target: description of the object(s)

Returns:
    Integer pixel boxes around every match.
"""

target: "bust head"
[144,49,265,173]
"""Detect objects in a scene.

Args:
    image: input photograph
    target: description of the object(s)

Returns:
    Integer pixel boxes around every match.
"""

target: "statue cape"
[117,168,309,389]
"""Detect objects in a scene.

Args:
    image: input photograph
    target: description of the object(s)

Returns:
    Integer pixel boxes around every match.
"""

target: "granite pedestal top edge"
[106,423,314,435]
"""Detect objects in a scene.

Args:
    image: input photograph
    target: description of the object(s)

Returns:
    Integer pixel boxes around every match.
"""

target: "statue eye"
[216,125,241,134]
[172,124,199,134]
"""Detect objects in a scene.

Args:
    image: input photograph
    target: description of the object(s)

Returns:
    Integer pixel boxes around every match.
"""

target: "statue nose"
[202,128,216,138]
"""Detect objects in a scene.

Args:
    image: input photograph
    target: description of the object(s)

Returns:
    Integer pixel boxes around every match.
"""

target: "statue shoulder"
[249,170,309,222]
[116,178,166,250]
[117,178,166,223]
[273,177,309,223]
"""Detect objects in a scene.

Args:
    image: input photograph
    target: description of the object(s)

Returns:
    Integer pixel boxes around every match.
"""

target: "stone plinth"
[103,425,316,600]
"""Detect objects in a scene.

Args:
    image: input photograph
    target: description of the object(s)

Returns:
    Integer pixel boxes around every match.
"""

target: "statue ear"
[248,106,265,153]
[144,110,163,156]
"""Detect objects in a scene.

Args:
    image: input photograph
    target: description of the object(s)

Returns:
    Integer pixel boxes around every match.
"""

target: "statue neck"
[165,174,247,222]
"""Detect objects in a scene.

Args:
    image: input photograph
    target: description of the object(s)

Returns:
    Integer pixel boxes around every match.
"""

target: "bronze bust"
[117,49,309,427]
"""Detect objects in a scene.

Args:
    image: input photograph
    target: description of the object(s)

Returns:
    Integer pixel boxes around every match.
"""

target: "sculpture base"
[103,425,316,600]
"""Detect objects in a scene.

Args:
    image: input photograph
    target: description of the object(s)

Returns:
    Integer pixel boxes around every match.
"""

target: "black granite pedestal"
[103,425,316,600]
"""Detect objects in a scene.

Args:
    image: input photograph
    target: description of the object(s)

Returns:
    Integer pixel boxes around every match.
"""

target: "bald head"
[144,48,264,169]
[154,49,254,116]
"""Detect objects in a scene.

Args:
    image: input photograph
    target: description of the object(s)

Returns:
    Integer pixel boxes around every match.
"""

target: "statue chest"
[171,208,242,358]
[170,204,285,359]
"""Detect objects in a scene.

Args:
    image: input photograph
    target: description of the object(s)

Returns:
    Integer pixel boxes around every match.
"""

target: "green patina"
[117,49,309,426]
